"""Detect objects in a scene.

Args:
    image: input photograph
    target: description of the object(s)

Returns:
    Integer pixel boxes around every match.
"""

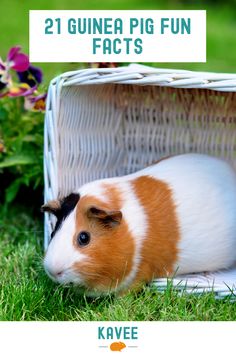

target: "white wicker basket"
[44,64,236,299]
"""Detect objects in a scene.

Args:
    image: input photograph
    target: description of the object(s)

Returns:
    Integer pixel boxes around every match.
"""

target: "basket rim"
[49,63,236,92]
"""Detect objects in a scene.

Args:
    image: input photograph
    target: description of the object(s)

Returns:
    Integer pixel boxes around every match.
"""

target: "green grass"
[0,207,236,321]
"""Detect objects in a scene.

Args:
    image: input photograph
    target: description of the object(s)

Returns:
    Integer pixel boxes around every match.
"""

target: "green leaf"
[5,179,22,204]
[0,155,35,168]
[0,106,8,120]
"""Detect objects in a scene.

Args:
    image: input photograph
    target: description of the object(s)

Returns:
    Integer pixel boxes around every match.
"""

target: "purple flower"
[17,65,43,88]
[7,46,29,72]
[24,92,47,111]
[0,46,46,105]
[8,83,37,97]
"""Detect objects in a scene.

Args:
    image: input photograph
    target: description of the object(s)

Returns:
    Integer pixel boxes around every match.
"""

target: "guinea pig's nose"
[44,256,65,281]
[46,268,64,280]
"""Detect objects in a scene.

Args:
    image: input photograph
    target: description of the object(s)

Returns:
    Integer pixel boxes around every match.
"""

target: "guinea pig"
[42,153,236,296]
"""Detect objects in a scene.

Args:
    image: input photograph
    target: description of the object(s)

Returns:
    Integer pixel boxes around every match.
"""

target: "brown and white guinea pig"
[42,153,236,296]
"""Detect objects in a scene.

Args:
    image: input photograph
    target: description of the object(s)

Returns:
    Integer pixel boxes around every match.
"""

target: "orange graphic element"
[110,341,126,352]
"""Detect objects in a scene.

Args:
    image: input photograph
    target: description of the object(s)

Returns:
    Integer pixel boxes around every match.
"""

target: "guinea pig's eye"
[77,231,91,247]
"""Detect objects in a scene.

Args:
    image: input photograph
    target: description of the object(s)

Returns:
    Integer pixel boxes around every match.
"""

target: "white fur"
[79,179,112,203]
[114,181,148,290]
[44,208,87,283]
[138,154,236,274]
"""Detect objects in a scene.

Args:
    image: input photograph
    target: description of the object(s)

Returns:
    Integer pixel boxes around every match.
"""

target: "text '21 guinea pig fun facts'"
[29,10,206,62]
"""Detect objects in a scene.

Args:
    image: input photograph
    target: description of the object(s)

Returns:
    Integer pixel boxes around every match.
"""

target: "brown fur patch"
[41,200,61,213]
[132,176,180,287]
[72,185,135,293]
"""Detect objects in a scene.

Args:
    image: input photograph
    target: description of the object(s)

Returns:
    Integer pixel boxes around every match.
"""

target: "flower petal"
[8,83,36,97]
[29,92,47,103]
[24,92,47,111]
[8,86,24,97]
[7,46,21,61]
[29,65,43,84]
[33,98,46,111]
[21,84,37,96]
[17,65,43,87]
[11,53,29,72]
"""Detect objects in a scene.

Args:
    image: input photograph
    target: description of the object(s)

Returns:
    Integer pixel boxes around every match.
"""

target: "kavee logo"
[110,342,126,352]
[98,325,138,351]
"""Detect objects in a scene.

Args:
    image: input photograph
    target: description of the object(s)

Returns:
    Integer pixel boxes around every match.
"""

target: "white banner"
[0,321,235,354]
[29,10,206,62]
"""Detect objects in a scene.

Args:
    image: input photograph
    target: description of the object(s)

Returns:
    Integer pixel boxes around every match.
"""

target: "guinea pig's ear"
[87,206,122,227]
[41,200,61,217]
[41,193,80,218]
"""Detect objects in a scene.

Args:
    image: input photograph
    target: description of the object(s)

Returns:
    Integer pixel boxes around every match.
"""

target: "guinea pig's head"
[42,191,135,296]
